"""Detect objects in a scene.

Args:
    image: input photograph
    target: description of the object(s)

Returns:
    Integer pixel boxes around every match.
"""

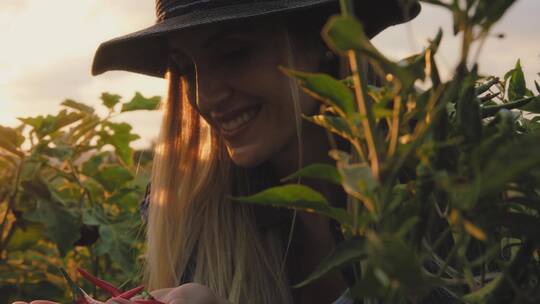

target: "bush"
[236,0,540,302]
[0,92,159,303]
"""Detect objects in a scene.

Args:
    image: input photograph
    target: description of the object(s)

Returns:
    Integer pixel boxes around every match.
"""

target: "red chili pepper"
[133,300,165,304]
[77,267,122,296]
[118,285,145,299]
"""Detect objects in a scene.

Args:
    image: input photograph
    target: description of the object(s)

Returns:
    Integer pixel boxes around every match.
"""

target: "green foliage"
[234,0,540,302]
[0,92,157,303]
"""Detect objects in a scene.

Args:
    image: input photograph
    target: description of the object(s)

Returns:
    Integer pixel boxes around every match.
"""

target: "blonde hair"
[143,25,308,303]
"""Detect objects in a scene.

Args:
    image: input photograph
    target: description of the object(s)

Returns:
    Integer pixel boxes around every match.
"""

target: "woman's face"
[167,18,322,168]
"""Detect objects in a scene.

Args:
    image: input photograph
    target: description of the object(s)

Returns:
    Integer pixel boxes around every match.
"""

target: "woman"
[15,1,420,303]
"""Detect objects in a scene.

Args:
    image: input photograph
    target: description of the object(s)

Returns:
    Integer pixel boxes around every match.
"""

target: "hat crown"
[156,0,283,21]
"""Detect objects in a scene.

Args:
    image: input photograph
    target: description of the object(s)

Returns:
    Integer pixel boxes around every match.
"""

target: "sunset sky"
[1,0,539,148]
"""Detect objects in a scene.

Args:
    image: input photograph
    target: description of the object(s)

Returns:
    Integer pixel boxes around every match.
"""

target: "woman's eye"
[220,47,251,63]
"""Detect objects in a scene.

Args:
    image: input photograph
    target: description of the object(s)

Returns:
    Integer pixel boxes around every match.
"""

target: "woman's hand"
[11,283,229,304]
[110,284,229,304]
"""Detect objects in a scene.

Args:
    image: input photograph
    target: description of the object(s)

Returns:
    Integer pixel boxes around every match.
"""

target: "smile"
[212,104,262,136]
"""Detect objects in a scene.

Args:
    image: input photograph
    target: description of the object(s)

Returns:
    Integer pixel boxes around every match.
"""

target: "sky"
[1,0,539,148]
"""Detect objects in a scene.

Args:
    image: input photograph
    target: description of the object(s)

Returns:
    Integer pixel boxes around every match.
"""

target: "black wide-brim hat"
[92,0,421,78]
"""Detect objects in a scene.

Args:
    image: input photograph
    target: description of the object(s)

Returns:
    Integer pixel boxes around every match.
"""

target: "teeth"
[221,108,258,131]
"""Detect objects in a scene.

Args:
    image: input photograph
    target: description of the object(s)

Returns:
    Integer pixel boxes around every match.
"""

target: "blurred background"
[1,0,539,149]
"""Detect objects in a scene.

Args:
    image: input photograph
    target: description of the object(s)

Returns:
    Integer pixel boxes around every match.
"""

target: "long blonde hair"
[144,25,307,303]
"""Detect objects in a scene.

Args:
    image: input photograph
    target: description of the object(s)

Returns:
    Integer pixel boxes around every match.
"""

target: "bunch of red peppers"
[62,267,165,304]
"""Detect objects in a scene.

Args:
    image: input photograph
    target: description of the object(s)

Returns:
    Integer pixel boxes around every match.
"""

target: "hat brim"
[92,0,420,78]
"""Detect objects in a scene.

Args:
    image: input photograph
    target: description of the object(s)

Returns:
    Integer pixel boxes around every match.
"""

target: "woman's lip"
[218,105,261,140]
[210,104,261,124]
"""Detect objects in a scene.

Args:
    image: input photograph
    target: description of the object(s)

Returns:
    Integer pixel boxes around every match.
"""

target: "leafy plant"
[236,0,540,302]
[0,92,159,303]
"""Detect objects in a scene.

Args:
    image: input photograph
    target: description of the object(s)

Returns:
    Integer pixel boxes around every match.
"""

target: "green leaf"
[282,69,355,116]
[8,223,46,251]
[293,240,364,288]
[82,154,104,177]
[101,92,121,109]
[23,199,81,256]
[282,163,342,184]
[61,99,94,114]
[95,222,138,274]
[19,110,84,138]
[95,165,133,192]
[462,275,503,303]
[0,125,24,156]
[121,92,160,112]
[480,133,540,195]
[304,114,355,140]
[233,184,352,225]
[457,73,482,143]
[323,16,416,86]
[109,187,142,211]
[98,122,140,165]
[519,96,540,114]
[338,163,378,199]
[506,59,527,101]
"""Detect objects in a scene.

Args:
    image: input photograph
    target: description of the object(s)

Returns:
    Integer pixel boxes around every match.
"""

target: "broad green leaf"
[293,240,364,288]
[101,92,121,109]
[19,110,83,138]
[233,184,352,225]
[108,187,142,211]
[8,223,46,251]
[98,122,139,165]
[61,99,94,114]
[282,163,342,184]
[23,198,81,256]
[82,154,104,177]
[338,163,378,199]
[282,69,355,116]
[0,125,24,156]
[304,115,355,141]
[95,222,138,274]
[95,165,133,192]
[323,16,416,86]
[505,59,527,101]
[121,92,160,112]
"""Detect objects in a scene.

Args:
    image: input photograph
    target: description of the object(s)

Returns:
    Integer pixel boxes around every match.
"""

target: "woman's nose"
[195,65,232,114]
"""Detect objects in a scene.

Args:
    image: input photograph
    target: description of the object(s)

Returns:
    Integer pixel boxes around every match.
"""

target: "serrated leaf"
[8,223,46,251]
[121,92,160,112]
[23,198,81,256]
[282,163,342,184]
[61,99,94,114]
[293,240,364,288]
[95,165,133,192]
[282,69,355,116]
[233,184,352,225]
[0,125,24,156]
[101,92,121,109]
[99,122,139,165]
[95,222,137,273]
[82,154,104,177]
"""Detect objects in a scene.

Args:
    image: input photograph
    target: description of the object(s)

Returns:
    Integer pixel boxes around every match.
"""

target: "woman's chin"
[227,144,268,168]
